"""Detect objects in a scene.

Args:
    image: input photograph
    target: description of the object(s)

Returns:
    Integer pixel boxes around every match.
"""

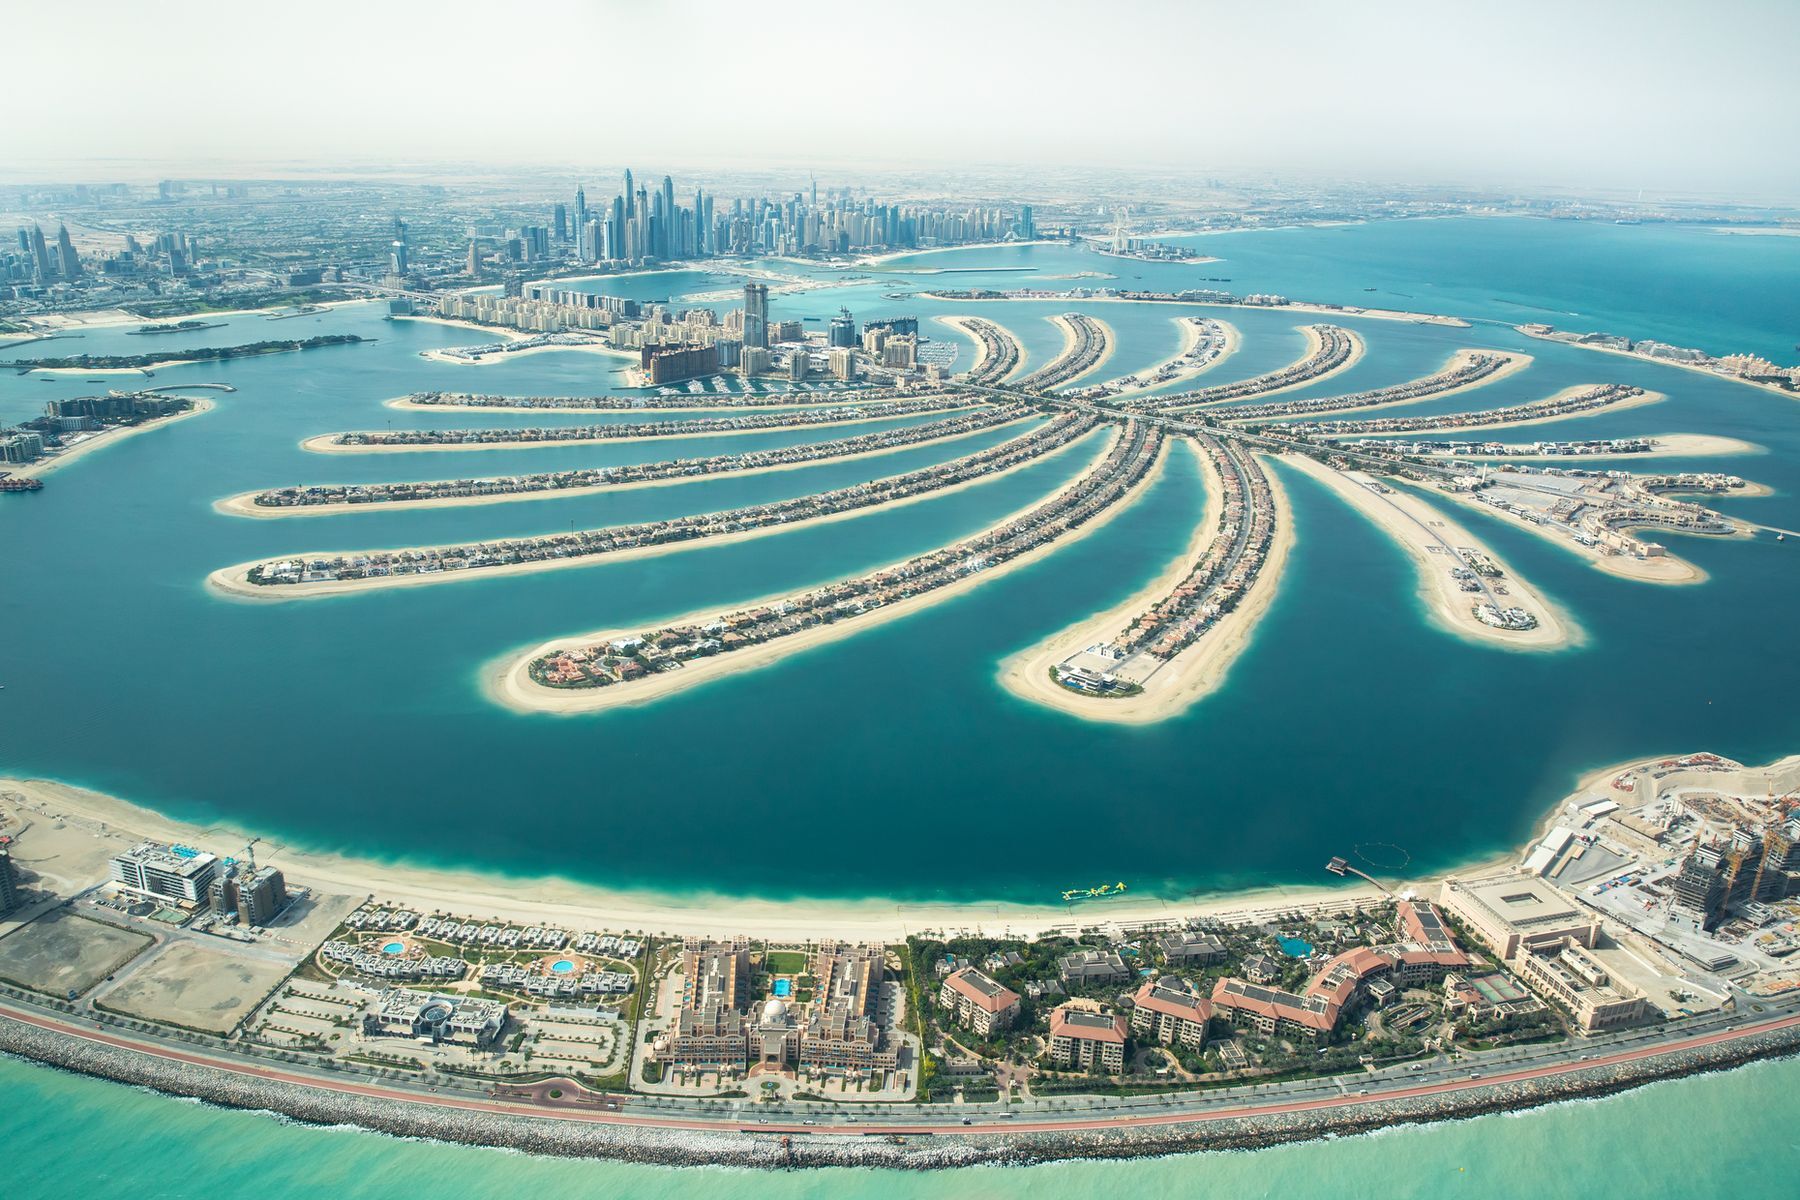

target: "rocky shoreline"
[4,1013,1796,1169]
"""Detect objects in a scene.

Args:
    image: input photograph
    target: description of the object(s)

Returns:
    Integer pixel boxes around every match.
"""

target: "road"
[4,989,1796,1141]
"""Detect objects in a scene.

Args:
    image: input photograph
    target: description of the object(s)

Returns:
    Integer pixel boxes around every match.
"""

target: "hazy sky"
[12,0,1800,198]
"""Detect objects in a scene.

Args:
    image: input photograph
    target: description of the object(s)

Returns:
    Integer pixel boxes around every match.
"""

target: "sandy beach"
[996,442,1297,723]
[205,426,1104,601]
[11,750,1791,943]
[1277,453,1577,650]
[487,430,1163,717]
[0,773,1416,942]
[1099,317,1242,402]
[213,414,1036,519]
[297,402,973,455]
[1426,479,1708,585]
[1240,348,1532,420]
[7,397,215,480]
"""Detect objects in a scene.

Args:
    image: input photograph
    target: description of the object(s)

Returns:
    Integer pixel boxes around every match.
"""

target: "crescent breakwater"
[3,999,1796,1169]
[1214,350,1527,421]
[916,286,1473,327]
[219,404,1034,517]
[304,395,975,453]
[1131,325,1362,411]
[211,413,1101,597]
[501,423,1163,713]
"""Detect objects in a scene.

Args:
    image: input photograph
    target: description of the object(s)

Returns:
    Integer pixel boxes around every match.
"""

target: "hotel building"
[939,966,1022,1036]
[1047,1002,1128,1072]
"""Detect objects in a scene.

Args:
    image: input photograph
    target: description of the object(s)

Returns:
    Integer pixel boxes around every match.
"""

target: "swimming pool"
[380,941,405,955]
[772,979,792,998]
[550,959,576,975]
[1277,936,1315,958]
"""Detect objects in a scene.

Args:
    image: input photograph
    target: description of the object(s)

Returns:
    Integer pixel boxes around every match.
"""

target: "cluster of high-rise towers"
[12,223,83,284]
[554,170,1034,266]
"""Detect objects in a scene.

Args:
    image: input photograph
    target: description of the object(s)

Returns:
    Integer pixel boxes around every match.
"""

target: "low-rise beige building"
[1439,875,1600,960]
[1513,937,1647,1032]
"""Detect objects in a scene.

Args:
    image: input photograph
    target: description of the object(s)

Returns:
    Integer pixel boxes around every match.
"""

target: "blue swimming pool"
[550,959,576,975]
[772,979,792,998]
[380,941,405,955]
[1277,936,1315,958]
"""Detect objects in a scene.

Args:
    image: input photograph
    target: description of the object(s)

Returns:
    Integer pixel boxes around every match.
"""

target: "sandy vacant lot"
[0,910,152,996]
[101,941,293,1034]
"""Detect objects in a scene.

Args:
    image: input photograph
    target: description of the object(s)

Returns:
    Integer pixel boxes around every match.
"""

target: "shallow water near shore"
[4,1051,1798,1197]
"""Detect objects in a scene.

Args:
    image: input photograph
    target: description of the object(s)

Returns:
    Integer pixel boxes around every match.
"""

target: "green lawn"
[764,950,809,975]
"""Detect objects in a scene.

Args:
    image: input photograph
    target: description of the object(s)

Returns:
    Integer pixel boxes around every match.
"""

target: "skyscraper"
[743,283,769,349]
[55,224,81,278]
[27,224,54,282]
[553,202,568,241]
[623,169,635,217]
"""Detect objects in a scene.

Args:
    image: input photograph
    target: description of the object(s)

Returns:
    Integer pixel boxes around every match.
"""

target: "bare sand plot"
[100,940,294,1033]
[0,910,152,996]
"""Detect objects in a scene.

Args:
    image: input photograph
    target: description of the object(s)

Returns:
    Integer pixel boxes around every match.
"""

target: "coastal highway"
[4,990,1798,1141]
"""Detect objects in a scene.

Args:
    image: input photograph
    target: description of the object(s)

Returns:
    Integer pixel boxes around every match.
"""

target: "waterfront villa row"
[1342,436,1658,459]
[321,395,973,450]
[953,317,1024,385]
[1215,351,1516,422]
[393,385,922,412]
[1017,313,1111,392]
[244,405,1030,511]
[1077,317,1234,401]
[240,413,1098,588]
[1281,384,1647,437]
[1053,434,1277,696]
[1134,325,1357,410]
[529,421,1163,691]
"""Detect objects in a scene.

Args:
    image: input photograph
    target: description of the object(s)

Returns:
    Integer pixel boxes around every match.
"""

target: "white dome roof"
[761,997,787,1023]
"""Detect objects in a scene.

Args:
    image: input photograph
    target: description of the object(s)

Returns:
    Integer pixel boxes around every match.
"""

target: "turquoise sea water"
[3,217,1798,1189]
[6,1051,1799,1198]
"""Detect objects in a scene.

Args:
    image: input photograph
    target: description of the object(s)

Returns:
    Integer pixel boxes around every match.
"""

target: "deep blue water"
[1,219,1795,911]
